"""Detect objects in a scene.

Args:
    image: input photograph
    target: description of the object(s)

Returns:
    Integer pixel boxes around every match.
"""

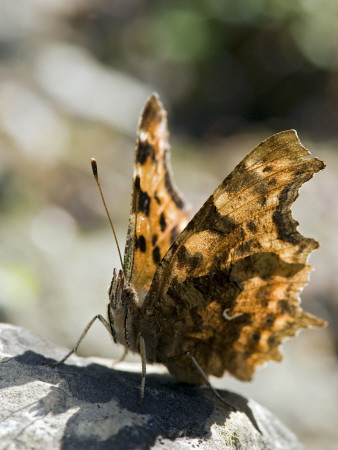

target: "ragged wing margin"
[144,130,326,381]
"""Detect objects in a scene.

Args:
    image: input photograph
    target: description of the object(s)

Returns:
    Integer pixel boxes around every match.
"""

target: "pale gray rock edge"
[0,323,305,450]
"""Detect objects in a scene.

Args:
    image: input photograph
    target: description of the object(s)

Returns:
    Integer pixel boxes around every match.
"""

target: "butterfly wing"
[124,94,190,298]
[143,130,326,383]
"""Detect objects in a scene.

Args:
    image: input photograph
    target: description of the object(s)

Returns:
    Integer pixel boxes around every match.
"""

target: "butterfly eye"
[122,285,138,306]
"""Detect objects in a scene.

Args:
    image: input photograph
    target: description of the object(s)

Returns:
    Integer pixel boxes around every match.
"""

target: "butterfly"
[56,93,327,405]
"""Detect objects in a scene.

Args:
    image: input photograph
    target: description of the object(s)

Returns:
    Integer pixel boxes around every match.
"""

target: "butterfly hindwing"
[142,130,326,383]
[124,94,190,299]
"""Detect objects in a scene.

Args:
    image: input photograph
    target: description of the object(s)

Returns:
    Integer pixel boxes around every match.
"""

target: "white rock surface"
[0,323,305,449]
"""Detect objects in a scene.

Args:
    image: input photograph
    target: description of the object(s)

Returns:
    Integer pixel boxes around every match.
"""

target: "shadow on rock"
[3,350,261,449]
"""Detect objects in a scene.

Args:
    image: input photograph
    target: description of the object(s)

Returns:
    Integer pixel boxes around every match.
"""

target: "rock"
[0,323,304,449]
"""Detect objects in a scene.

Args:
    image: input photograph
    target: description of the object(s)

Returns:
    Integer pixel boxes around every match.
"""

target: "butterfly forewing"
[142,130,326,382]
[124,94,190,299]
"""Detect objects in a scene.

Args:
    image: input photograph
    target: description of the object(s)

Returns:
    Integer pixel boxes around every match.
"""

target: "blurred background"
[0,1,337,448]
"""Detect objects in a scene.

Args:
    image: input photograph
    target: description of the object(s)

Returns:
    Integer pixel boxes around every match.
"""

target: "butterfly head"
[108,268,138,306]
[107,268,139,349]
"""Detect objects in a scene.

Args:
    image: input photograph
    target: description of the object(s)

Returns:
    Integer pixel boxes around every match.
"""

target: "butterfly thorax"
[108,268,140,352]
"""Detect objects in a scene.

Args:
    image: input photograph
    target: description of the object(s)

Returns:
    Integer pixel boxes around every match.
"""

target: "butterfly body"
[105,93,326,387]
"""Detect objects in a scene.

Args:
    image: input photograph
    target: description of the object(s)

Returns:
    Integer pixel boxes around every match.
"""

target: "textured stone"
[0,323,305,449]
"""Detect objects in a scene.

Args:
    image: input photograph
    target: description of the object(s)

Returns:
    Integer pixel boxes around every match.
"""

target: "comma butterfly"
[56,93,327,404]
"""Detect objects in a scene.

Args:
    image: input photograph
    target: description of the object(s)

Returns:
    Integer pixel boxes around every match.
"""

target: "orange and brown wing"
[143,130,326,383]
[124,94,190,298]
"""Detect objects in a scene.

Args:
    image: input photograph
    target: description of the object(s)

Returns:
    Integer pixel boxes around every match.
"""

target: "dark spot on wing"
[152,246,161,265]
[136,141,155,165]
[134,176,140,191]
[264,314,274,326]
[254,181,268,195]
[243,350,253,359]
[257,284,271,300]
[278,299,293,314]
[138,189,151,216]
[246,220,257,234]
[260,196,267,206]
[152,234,158,246]
[268,178,276,186]
[135,235,146,253]
[164,171,185,209]
[252,240,262,249]
[272,184,301,244]
[262,165,273,173]
[230,252,304,281]
[268,336,276,346]
[193,200,238,236]
[176,246,203,272]
[159,212,167,232]
[252,332,260,343]
[234,238,255,257]
[260,298,269,308]
[154,192,161,205]
[222,168,262,193]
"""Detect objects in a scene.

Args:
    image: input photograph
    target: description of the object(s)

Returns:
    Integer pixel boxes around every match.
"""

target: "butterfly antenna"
[91,158,125,277]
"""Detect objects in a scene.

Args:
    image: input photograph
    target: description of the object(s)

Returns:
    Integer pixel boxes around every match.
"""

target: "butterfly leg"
[166,351,236,410]
[111,346,129,367]
[138,333,147,405]
[46,314,112,366]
